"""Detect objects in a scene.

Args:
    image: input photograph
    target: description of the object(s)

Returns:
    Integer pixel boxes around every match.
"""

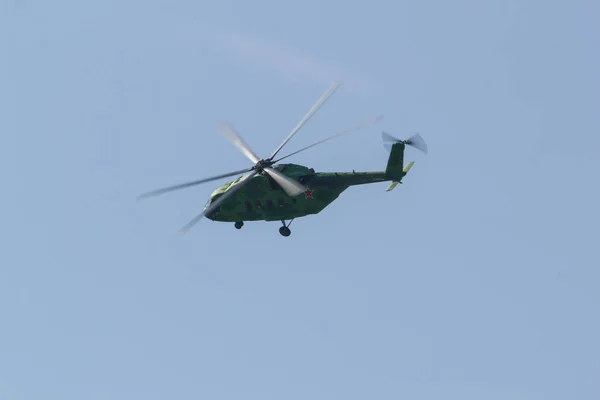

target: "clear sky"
[2,1,599,399]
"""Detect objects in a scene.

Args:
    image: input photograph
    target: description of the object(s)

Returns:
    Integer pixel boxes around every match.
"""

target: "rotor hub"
[253,159,272,173]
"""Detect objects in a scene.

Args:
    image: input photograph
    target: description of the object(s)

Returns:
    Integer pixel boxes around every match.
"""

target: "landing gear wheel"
[234,221,244,229]
[279,226,291,237]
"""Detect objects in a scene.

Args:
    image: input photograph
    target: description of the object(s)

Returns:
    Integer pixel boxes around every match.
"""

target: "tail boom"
[310,133,423,190]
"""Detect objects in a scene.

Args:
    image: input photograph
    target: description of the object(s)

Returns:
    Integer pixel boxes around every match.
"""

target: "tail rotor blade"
[217,121,261,163]
[382,131,428,154]
[406,132,428,154]
[268,81,341,161]
[263,167,306,196]
[382,131,401,143]
[178,170,259,234]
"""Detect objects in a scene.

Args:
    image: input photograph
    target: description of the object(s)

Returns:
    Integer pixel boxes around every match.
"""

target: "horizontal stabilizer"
[386,181,399,191]
[385,161,415,191]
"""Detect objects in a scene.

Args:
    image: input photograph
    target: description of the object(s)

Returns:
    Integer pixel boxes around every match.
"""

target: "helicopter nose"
[203,197,214,220]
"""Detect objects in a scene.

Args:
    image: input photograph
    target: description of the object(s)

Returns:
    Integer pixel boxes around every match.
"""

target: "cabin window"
[278,198,284,208]
[292,198,297,204]
[255,200,262,209]
[266,200,274,209]
[245,200,252,211]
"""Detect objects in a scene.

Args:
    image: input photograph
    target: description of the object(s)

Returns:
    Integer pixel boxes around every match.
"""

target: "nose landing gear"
[234,221,244,229]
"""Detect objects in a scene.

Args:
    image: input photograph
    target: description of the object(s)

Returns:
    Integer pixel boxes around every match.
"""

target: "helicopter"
[137,81,427,236]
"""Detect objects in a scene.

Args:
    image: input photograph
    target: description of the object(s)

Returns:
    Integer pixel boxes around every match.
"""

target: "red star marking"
[303,188,314,199]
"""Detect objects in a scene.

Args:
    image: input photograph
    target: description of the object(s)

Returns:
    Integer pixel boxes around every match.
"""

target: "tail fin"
[386,161,415,191]
[384,142,407,181]
[382,131,426,191]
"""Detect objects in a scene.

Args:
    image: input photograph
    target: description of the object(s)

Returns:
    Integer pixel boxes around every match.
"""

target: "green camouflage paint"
[205,142,411,223]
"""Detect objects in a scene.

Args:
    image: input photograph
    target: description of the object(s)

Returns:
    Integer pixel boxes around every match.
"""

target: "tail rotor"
[382,131,428,154]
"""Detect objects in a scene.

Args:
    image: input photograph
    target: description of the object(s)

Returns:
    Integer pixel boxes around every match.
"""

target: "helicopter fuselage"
[204,163,389,222]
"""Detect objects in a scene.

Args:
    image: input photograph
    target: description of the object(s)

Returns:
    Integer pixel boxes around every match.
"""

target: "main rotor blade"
[217,121,261,164]
[178,170,258,234]
[137,167,253,201]
[268,81,341,161]
[263,167,306,196]
[273,115,383,163]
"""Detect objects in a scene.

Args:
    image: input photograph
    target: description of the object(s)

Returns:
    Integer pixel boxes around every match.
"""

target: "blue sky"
[2,1,599,399]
